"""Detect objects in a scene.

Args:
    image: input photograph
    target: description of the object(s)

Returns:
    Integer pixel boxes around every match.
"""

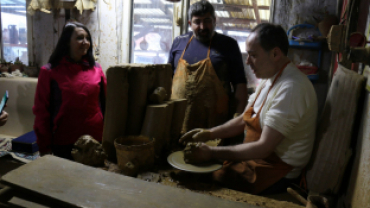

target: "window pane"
[1,0,28,64]
[131,0,174,64]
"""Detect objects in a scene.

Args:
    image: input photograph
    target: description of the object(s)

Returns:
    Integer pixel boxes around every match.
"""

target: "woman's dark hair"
[251,23,289,56]
[48,21,95,68]
[188,0,216,20]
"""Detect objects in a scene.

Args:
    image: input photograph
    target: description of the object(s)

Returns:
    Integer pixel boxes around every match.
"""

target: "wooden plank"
[218,17,257,24]
[251,0,261,24]
[1,156,259,208]
[212,3,270,11]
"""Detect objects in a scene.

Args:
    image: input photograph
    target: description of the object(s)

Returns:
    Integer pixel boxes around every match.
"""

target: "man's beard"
[195,29,214,42]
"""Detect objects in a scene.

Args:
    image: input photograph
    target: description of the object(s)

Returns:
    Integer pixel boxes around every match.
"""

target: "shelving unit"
[287,24,322,82]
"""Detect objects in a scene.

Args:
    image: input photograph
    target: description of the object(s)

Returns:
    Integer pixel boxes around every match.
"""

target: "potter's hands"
[179,128,212,144]
[184,143,212,164]
[0,111,8,126]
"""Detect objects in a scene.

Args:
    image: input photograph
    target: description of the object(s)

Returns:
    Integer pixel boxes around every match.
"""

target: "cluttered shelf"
[287,24,323,82]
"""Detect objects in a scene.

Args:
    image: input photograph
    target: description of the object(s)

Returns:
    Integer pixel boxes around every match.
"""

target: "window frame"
[0,0,33,65]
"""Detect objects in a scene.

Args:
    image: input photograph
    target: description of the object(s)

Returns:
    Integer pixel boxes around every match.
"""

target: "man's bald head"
[250,23,289,56]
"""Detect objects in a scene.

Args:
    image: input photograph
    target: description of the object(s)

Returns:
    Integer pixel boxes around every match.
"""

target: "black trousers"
[51,144,74,160]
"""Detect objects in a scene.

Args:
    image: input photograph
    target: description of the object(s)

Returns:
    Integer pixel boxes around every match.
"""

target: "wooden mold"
[140,104,168,156]
[163,100,174,150]
[148,64,172,101]
[102,66,129,162]
[125,64,149,135]
[170,99,187,144]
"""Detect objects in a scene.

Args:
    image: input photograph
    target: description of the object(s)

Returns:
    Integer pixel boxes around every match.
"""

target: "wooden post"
[102,66,129,162]
[125,64,149,135]
[170,99,187,144]
[163,100,174,150]
[151,64,172,101]
[141,104,168,156]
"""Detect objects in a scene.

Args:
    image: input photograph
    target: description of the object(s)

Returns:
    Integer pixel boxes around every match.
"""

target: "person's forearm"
[209,125,285,161]
[209,141,270,161]
[234,84,247,113]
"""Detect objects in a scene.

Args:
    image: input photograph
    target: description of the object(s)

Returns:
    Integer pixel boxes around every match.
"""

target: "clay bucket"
[114,136,155,176]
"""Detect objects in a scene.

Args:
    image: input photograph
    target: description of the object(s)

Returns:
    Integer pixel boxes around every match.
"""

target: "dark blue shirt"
[168,31,246,86]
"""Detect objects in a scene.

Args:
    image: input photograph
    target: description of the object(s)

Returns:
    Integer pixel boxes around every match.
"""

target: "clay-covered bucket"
[114,136,155,176]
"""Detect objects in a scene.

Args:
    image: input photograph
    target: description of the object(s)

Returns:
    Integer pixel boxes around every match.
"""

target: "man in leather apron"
[169,0,247,135]
[180,23,318,195]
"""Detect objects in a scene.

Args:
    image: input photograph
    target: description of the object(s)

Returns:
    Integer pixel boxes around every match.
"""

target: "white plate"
[167,151,222,173]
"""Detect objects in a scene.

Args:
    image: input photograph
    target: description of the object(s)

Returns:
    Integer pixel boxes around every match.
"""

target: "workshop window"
[0,0,28,64]
[130,0,174,64]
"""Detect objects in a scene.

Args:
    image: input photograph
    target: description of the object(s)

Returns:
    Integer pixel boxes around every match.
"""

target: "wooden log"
[170,99,187,144]
[163,101,174,150]
[165,64,173,100]
[146,65,157,95]
[151,64,172,101]
[140,104,168,156]
[125,64,149,135]
[102,66,129,162]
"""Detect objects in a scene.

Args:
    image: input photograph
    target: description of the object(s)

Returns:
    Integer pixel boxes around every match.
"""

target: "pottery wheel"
[167,151,222,173]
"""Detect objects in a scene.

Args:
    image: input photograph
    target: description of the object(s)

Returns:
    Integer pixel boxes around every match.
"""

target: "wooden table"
[0,155,260,208]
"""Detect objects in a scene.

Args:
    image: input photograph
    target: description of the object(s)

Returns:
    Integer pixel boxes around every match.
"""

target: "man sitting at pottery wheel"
[180,23,318,195]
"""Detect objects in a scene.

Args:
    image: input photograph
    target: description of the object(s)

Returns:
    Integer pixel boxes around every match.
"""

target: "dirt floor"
[104,160,304,208]
[0,155,304,208]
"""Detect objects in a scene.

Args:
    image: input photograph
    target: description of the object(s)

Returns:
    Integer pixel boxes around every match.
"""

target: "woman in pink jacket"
[33,21,107,159]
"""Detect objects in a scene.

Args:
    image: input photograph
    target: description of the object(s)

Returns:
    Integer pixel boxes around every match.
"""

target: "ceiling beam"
[217,17,256,24]
[251,0,261,24]
[217,26,253,32]
[212,3,269,11]
[133,14,172,20]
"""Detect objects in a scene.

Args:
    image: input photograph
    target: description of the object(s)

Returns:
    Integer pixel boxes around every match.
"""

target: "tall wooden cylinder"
[170,99,187,144]
[146,65,157,95]
[140,104,168,156]
[102,66,129,162]
[163,101,174,150]
[148,64,172,101]
[164,64,173,100]
[125,64,149,135]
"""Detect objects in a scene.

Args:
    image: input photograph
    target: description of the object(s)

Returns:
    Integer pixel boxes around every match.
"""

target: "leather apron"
[171,35,229,134]
[212,62,293,194]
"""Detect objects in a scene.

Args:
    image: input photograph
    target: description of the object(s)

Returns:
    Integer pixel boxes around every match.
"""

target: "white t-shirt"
[248,62,318,178]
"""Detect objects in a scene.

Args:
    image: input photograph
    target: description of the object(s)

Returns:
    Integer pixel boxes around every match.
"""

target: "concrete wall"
[29,0,120,73]
[272,0,338,116]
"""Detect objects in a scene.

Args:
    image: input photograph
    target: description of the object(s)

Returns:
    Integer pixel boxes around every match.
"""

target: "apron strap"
[254,61,290,116]
[207,37,213,58]
[180,36,194,60]
[250,81,266,107]
[180,35,214,60]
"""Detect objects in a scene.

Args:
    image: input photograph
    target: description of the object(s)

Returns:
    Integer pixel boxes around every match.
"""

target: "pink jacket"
[33,57,107,153]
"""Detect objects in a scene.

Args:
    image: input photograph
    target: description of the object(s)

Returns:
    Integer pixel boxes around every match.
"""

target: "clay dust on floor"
[102,160,304,208]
